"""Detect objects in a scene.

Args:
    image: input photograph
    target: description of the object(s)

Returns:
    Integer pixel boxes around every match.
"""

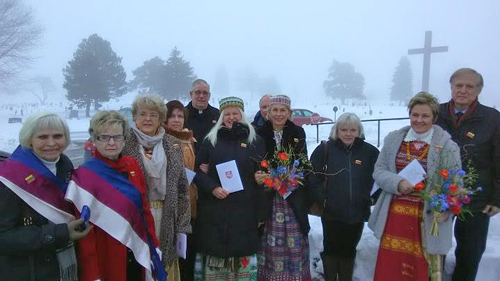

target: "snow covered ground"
[0,93,499,280]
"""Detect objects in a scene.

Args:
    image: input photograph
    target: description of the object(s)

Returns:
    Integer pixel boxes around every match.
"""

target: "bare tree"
[25,76,56,105]
[0,0,42,81]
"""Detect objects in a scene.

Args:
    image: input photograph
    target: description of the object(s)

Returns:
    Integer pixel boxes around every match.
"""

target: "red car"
[292,109,333,126]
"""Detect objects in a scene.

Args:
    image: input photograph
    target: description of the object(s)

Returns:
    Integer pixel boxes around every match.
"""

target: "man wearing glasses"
[185,79,220,153]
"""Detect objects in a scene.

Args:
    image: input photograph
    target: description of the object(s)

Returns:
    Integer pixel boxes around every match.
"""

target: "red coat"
[77,154,159,281]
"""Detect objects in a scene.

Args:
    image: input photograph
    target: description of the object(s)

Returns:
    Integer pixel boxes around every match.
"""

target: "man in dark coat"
[436,68,500,281]
[251,95,271,129]
[185,79,220,153]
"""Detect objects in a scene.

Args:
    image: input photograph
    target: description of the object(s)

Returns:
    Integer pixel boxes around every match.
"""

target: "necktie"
[455,112,464,124]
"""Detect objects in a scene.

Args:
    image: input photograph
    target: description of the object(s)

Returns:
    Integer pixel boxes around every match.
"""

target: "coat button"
[44,234,54,243]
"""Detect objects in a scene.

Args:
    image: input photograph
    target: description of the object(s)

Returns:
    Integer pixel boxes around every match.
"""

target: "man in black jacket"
[185,79,220,153]
[251,94,271,129]
[436,68,500,281]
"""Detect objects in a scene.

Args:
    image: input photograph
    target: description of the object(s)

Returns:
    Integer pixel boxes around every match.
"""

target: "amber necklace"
[406,141,430,161]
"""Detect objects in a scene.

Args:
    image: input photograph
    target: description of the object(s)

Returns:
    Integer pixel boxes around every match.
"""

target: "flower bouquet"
[260,146,311,198]
[415,163,480,236]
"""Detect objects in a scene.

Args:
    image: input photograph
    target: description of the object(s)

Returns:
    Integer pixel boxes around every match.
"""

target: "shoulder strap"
[321,141,328,190]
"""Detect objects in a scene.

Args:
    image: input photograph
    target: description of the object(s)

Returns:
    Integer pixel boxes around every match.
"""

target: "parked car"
[292,108,333,126]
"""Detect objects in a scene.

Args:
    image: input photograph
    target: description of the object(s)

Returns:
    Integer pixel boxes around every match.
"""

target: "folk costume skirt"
[257,194,311,281]
[374,194,428,281]
[194,254,257,281]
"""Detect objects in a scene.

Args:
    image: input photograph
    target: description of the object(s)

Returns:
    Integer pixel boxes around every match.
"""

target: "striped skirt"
[257,194,311,281]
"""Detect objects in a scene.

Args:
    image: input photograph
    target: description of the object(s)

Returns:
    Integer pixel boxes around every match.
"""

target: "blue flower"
[290,173,296,179]
[298,172,304,178]
[457,170,466,176]
[293,160,300,167]
[477,186,483,192]
[277,166,287,175]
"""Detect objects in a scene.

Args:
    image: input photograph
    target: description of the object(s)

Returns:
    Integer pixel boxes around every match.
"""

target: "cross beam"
[408,31,448,92]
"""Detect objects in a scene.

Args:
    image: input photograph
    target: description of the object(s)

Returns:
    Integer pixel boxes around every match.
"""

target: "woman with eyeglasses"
[122,94,191,281]
[67,111,164,280]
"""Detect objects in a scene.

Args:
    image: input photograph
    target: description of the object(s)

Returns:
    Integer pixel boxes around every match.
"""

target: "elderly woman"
[0,112,90,281]
[368,92,461,281]
[68,111,164,281]
[194,96,265,280]
[164,100,198,281]
[309,113,379,281]
[122,94,191,281]
[255,95,311,281]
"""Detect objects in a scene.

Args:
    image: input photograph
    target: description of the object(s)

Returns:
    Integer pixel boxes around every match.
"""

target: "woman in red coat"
[66,111,165,281]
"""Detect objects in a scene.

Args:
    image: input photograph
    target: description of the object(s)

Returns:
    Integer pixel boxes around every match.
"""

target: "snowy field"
[0,92,499,280]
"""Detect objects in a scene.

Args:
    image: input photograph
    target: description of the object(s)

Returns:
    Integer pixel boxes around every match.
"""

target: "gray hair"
[205,107,256,146]
[89,110,129,142]
[19,112,71,149]
[329,112,364,140]
[449,68,484,90]
[131,94,168,123]
[191,78,210,92]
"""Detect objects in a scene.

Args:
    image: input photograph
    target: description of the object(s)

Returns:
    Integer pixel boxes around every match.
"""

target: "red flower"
[439,169,449,179]
[414,182,425,191]
[449,184,458,194]
[463,196,471,204]
[277,184,287,196]
[260,160,269,168]
[278,152,289,161]
[450,205,462,215]
[264,178,274,188]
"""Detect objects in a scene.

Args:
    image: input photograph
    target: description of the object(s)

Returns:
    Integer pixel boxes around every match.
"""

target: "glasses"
[192,90,210,97]
[96,135,125,142]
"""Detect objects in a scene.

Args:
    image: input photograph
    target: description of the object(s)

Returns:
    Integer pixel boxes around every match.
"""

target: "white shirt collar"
[404,127,434,145]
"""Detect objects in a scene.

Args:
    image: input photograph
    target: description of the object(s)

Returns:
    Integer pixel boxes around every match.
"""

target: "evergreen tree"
[164,47,196,100]
[323,60,365,104]
[130,56,167,95]
[63,34,126,117]
[390,56,413,105]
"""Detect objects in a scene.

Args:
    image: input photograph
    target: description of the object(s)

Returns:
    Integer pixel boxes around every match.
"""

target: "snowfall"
[0,92,499,281]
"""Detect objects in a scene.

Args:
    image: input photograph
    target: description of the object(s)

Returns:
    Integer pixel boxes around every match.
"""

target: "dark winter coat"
[309,138,379,223]
[251,111,266,129]
[0,154,74,281]
[256,119,311,234]
[436,101,500,212]
[195,122,266,258]
[185,102,220,153]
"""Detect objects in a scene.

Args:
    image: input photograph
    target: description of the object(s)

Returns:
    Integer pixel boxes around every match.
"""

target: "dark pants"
[452,212,490,281]
[179,222,197,281]
[321,217,364,259]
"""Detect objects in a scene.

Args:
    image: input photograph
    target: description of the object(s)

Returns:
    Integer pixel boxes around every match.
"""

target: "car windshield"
[302,110,313,117]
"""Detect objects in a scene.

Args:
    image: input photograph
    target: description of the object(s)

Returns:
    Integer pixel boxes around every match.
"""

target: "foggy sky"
[20,0,500,107]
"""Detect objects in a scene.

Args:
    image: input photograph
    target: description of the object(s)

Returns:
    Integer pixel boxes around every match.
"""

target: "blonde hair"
[89,111,129,141]
[205,107,256,146]
[329,112,364,140]
[408,92,440,123]
[132,94,168,123]
[19,112,70,150]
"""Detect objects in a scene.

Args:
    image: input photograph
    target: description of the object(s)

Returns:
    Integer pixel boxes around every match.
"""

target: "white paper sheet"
[215,160,244,193]
[184,168,196,185]
[370,159,426,195]
[176,233,187,259]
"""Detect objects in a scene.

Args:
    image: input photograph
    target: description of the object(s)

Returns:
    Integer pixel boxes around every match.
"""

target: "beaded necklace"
[406,141,430,161]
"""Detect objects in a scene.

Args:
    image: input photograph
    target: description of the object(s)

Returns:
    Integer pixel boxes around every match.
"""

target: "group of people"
[0,68,498,281]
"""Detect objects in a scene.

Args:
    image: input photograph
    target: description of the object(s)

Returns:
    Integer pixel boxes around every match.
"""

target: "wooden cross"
[408,31,448,92]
